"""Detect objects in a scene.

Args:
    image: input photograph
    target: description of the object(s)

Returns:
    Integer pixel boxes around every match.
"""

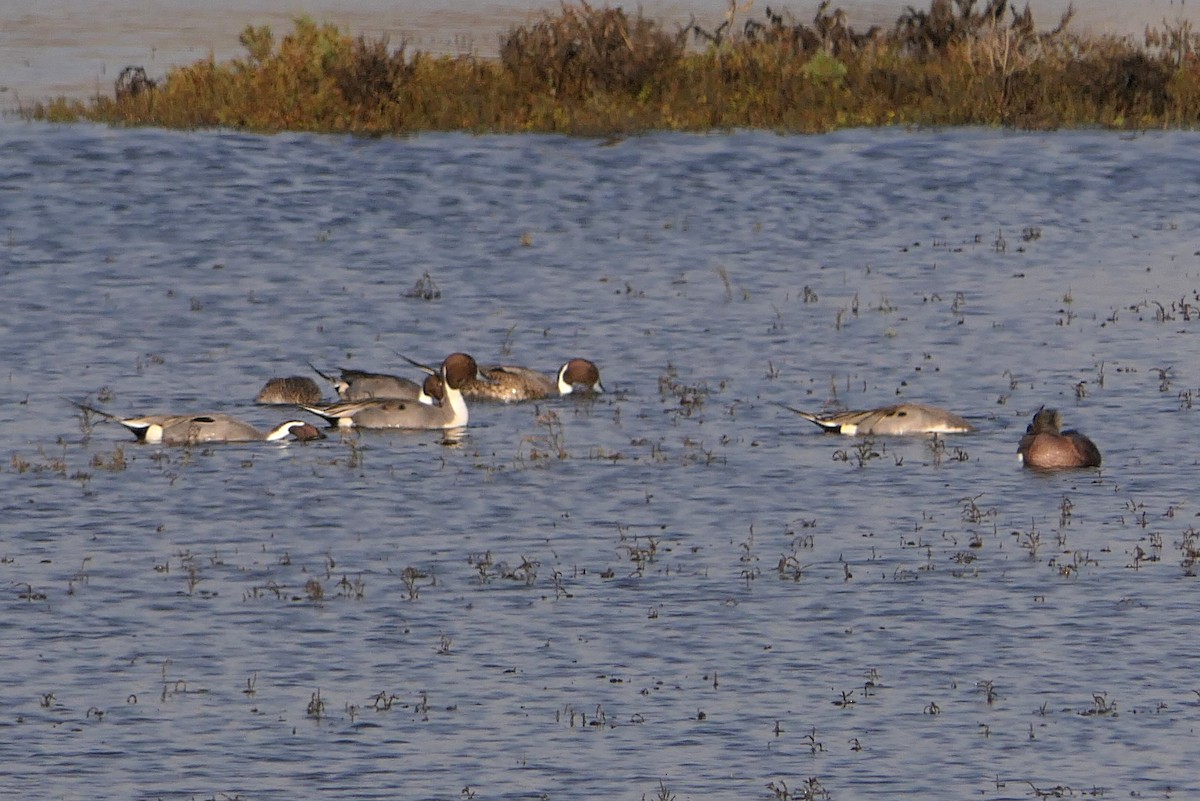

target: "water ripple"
[3,121,1200,799]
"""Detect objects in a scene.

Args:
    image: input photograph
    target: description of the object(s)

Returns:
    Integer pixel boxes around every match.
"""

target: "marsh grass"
[23,1,1200,134]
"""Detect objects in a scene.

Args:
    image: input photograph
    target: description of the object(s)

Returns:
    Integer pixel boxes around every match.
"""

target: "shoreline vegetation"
[22,0,1200,135]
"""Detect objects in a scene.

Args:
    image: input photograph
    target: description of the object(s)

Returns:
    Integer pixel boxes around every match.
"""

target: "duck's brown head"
[288,421,326,441]
[423,373,445,402]
[1025,406,1062,436]
[442,352,482,390]
[560,358,604,394]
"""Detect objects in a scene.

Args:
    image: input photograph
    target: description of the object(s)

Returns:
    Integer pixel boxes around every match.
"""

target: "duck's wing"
[298,400,372,425]
[337,370,421,400]
[483,365,556,398]
[1064,430,1102,467]
[337,368,394,383]
[858,403,974,434]
[161,414,263,443]
[485,364,542,379]
[828,404,974,435]
[118,413,197,441]
[298,399,410,425]
[779,403,972,435]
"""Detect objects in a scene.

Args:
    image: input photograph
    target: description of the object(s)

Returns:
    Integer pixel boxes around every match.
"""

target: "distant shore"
[4,0,1195,109]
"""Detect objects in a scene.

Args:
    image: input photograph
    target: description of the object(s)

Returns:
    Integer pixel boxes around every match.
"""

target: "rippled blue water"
[3,120,1200,800]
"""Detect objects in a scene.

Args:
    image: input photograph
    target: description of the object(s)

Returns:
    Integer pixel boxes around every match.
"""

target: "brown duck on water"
[255,375,323,405]
[1017,407,1101,469]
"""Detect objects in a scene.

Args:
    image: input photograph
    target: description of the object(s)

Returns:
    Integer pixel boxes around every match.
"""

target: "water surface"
[2,122,1200,799]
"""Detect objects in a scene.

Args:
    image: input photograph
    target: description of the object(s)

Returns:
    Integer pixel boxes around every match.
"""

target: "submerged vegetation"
[23,0,1200,134]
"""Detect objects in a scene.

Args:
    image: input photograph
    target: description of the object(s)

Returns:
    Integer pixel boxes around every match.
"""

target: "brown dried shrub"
[500,1,687,96]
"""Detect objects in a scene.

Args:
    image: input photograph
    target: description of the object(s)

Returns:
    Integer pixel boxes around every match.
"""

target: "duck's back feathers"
[784,402,974,435]
[255,376,323,405]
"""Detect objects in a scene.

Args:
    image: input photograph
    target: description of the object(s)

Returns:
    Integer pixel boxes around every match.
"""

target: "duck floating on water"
[75,402,324,445]
[782,402,974,436]
[299,353,480,429]
[1017,407,1101,469]
[418,357,604,403]
[466,358,604,402]
[255,376,323,405]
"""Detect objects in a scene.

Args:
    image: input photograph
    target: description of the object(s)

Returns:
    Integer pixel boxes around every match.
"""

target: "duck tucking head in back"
[255,376,323,405]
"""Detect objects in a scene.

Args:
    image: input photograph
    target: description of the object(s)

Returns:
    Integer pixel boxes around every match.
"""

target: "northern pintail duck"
[422,358,604,403]
[255,376,323,405]
[1017,407,1101,469]
[783,402,974,435]
[86,409,323,445]
[474,358,604,402]
[299,353,478,429]
[311,363,426,402]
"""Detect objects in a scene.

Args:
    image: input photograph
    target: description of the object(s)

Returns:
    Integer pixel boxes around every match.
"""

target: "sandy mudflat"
[2,0,1195,108]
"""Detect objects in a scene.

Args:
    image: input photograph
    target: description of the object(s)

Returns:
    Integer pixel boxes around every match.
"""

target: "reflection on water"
[3,121,1200,799]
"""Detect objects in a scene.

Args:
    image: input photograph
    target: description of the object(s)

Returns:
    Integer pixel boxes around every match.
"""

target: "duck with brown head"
[552,358,605,396]
[74,402,325,445]
[299,353,480,429]
[1017,407,1101,469]
[461,357,604,402]
[122,414,325,444]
